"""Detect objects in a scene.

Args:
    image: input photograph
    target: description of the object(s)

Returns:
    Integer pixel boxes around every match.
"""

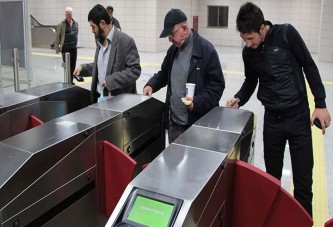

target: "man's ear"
[99,20,106,29]
[183,23,189,34]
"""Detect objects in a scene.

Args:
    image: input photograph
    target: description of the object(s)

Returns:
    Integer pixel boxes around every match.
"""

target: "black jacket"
[145,30,225,128]
[236,22,326,113]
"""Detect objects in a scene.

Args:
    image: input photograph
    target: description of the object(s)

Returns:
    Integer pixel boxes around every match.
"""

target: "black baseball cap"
[160,9,187,38]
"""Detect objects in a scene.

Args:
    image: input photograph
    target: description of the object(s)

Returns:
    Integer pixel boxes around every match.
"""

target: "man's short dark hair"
[236,2,265,34]
[106,6,114,12]
[88,4,111,25]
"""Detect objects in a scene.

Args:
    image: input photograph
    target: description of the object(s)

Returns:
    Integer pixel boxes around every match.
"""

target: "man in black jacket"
[143,9,225,143]
[226,2,331,217]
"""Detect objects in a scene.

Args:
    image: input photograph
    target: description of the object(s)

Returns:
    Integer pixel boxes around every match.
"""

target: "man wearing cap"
[143,9,225,143]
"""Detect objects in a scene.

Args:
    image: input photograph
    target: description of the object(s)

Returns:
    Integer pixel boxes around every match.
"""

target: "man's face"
[90,21,105,44]
[240,32,264,49]
[107,9,113,18]
[65,11,72,22]
[168,24,187,48]
[240,24,266,49]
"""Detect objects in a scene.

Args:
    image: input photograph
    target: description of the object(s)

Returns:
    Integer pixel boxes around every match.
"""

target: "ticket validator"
[106,107,256,226]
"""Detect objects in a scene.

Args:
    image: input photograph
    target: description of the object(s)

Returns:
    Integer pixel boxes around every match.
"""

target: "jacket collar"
[191,29,202,58]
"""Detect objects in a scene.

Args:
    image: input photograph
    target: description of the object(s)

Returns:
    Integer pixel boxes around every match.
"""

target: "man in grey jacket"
[74,4,140,103]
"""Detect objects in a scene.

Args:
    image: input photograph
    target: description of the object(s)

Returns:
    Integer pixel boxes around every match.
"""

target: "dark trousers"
[263,109,313,217]
[168,119,189,144]
[62,47,77,83]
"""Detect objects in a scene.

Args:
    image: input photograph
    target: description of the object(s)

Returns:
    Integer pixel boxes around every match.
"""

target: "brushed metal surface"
[2,119,92,153]
[107,144,228,227]
[0,143,31,189]
[0,82,92,141]
[194,106,255,135]
[0,91,38,111]
[106,107,256,227]
[2,168,97,227]
[0,120,94,210]
[60,106,122,131]
[90,93,151,112]
[0,92,166,227]
[173,126,240,154]
[131,144,227,201]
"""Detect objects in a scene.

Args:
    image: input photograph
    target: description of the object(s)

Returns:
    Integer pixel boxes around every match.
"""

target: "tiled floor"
[1,46,332,225]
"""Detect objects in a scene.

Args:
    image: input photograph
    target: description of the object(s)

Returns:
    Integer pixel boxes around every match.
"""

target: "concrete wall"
[28,0,333,62]
[318,0,333,62]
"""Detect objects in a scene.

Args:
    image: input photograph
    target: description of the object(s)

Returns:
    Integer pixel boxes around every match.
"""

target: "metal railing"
[13,48,20,91]
[63,52,71,84]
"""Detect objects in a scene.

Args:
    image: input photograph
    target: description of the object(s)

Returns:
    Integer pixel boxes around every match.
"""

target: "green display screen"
[127,195,174,227]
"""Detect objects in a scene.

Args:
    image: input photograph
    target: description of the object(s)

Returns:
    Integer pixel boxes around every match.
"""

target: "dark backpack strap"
[282,23,307,99]
[282,23,289,46]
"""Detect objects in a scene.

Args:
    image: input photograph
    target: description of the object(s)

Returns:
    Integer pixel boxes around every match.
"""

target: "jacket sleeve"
[54,23,62,54]
[105,34,141,91]
[81,63,94,75]
[191,48,225,114]
[286,24,326,108]
[144,48,172,92]
[234,49,258,107]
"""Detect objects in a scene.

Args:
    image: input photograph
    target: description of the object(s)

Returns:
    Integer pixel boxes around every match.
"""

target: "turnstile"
[0,82,91,140]
[106,107,256,227]
[0,94,166,227]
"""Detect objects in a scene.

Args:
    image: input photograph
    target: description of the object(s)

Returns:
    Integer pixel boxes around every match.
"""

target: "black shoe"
[73,74,84,82]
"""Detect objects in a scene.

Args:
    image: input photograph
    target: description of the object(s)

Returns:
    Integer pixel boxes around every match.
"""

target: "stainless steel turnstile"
[106,107,256,227]
[0,82,91,140]
[0,94,166,227]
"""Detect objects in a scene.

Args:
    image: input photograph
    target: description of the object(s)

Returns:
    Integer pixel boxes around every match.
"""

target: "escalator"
[30,15,57,49]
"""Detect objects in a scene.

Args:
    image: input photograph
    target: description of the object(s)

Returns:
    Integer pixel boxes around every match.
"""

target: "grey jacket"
[81,28,141,103]
[54,19,78,53]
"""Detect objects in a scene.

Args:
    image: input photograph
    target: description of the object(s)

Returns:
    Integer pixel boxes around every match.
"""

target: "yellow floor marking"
[306,83,328,227]
[32,52,94,61]
[29,51,333,87]
[223,70,244,76]
[75,76,92,85]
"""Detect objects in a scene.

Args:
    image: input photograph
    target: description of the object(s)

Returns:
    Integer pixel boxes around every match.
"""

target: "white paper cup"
[186,83,196,98]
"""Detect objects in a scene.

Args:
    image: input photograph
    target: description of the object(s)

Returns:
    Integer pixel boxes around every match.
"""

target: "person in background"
[143,9,225,143]
[106,6,121,30]
[54,7,84,84]
[226,2,331,217]
[73,4,140,103]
